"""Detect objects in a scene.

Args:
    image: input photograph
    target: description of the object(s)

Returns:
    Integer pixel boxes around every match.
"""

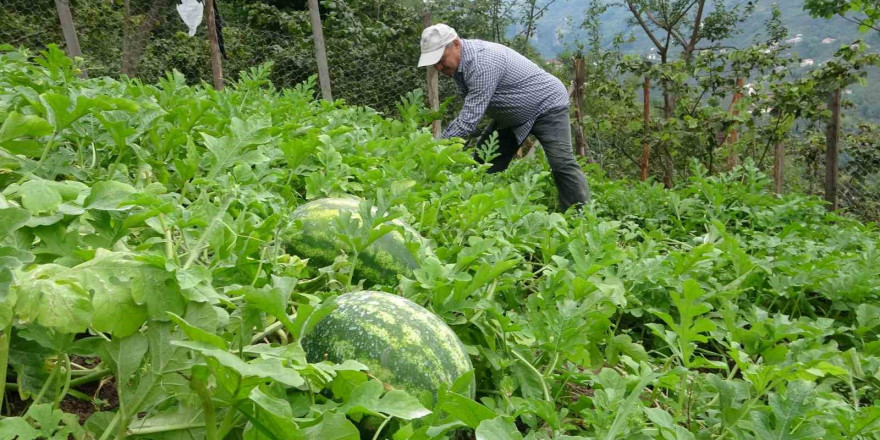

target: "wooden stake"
[54,0,87,78]
[825,88,841,211]
[422,11,441,137]
[308,0,332,101]
[773,142,784,195]
[204,0,224,90]
[572,57,588,159]
[640,76,650,181]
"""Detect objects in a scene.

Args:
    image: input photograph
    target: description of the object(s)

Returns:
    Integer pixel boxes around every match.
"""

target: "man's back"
[450,39,569,142]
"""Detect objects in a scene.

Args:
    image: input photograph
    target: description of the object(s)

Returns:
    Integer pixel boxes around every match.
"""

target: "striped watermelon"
[302,290,475,400]
[284,198,422,286]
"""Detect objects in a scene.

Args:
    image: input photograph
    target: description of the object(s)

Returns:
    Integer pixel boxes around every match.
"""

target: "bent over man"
[417,23,590,211]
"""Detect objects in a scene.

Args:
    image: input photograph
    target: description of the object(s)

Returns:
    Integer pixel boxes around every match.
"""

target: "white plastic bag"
[176,0,204,37]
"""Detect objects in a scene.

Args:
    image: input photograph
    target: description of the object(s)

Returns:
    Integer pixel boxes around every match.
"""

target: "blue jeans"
[474,107,591,211]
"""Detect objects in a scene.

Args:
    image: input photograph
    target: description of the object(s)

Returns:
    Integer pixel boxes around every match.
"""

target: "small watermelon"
[284,197,422,286]
[302,290,475,399]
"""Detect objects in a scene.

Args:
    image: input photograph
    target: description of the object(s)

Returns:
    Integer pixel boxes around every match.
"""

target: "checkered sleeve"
[440,53,505,140]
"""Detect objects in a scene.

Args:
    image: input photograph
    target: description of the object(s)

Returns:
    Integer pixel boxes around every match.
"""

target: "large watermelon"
[284,197,422,286]
[302,290,475,399]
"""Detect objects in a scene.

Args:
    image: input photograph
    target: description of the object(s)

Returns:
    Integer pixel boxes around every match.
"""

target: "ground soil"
[4,355,118,425]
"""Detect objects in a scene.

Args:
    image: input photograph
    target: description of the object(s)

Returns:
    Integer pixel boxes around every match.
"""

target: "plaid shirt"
[440,39,569,145]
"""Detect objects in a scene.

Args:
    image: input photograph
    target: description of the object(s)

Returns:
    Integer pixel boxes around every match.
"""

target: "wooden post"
[726,77,744,170]
[572,57,588,159]
[825,88,841,211]
[308,0,332,101]
[204,0,224,90]
[422,11,441,137]
[640,76,650,181]
[773,142,784,195]
[53,0,87,78]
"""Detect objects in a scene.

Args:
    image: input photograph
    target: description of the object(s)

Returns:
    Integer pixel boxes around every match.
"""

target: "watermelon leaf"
[475,416,523,440]
[291,412,359,440]
[438,392,496,429]
[374,390,432,420]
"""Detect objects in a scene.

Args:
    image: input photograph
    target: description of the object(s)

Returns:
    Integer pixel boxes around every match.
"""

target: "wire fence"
[0,0,438,114]
[1,0,878,222]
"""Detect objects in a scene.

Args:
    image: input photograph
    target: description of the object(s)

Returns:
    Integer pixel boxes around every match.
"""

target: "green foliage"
[804,0,880,33]
[1,44,880,440]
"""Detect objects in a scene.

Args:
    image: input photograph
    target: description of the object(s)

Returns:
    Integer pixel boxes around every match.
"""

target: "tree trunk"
[205,0,224,90]
[682,0,706,64]
[773,142,784,194]
[522,0,537,51]
[308,0,333,101]
[641,76,650,181]
[54,0,87,78]
[825,88,841,211]
[423,11,441,137]
[659,54,674,187]
[572,57,588,159]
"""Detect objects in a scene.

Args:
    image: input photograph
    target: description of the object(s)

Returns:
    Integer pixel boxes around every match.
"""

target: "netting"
[0,0,452,115]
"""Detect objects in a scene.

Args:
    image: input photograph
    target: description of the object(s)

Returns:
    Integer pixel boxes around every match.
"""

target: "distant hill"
[521,0,880,121]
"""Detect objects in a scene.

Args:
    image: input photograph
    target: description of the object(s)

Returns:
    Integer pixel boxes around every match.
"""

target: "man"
[417,23,591,211]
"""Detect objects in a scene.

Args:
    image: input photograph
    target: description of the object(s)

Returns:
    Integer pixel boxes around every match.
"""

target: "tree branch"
[625,0,665,50]
[670,28,689,47]
[670,0,699,28]
[836,12,880,32]
[694,44,738,51]
[684,0,707,59]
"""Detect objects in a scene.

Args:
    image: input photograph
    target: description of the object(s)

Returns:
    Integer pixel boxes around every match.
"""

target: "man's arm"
[440,58,504,140]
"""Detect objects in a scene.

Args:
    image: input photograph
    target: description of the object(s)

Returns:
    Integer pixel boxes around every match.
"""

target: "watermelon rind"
[301,290,475,400]
[284,197,423,286]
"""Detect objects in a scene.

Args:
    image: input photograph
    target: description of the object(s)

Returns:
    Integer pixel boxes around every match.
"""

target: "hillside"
[527,0,880,121]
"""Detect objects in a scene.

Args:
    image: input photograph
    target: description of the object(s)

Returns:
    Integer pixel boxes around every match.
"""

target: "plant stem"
[106,146,127,182]
[347,250,359,290]
[192,375,218,440]
[510,349,551,402]
[109,375,159,440]
[216,410,241,440]
[53,354,72,408]
[250,313,297,344]
[543,352,559,376]
[371,415,391,440]
[0,325,10,415]
[69,367,111,387]
[275,329,288,345]
[67,388,92,401]
[126,423,205,436]
[184,193,234,270]
[30,132,58,179]
[715,376,783,440]
[30,358,61,406]
[98,411,122,440]
[251,247,267,287]
[158,214,176,263]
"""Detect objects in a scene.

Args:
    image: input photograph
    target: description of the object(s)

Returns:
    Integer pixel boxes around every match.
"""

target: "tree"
[804,0,880,33]
[617,0,753,185]
[518,0,557,49]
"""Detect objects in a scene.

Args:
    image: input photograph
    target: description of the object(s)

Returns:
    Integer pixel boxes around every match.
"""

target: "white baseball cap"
[418,24,458,67]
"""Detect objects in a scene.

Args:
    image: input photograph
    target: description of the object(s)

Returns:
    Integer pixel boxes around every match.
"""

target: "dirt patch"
[4,372,118,425]
[63,376,119,424]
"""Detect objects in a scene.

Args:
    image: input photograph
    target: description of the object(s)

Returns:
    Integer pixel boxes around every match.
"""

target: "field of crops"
[1,45,879,439]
